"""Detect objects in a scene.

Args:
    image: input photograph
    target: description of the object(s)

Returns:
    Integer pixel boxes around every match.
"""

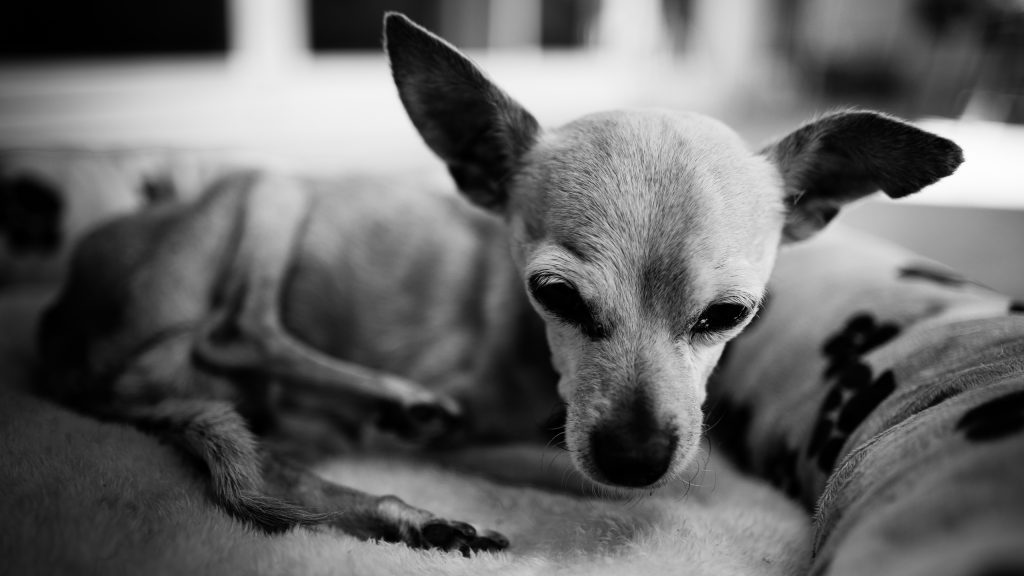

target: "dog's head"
[384,13,963,489]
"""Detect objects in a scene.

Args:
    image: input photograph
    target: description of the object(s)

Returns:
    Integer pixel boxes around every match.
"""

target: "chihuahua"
[36,13,962,554]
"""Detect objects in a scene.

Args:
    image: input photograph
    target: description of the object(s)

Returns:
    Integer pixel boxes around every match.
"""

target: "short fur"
[36,12,963,551]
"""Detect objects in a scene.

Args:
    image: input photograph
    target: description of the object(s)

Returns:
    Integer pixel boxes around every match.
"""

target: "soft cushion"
[0,148,241,285]
[710,225,1024,576]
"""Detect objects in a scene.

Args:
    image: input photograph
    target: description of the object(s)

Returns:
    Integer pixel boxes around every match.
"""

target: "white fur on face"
[506,110,784,488]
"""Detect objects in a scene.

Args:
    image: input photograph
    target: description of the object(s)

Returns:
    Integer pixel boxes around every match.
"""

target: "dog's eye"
[528,275,606,338]
[692,303,750,335]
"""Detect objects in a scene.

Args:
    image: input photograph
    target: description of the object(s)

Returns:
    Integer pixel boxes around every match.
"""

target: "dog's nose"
[589,417,678,488]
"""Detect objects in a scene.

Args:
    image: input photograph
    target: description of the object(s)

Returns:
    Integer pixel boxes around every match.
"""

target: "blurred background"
[0,0,1021,295]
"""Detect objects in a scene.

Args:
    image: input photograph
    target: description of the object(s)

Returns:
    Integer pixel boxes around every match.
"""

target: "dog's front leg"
[261,452,508,554]
[190,175,461,442]
[196,306,462,442]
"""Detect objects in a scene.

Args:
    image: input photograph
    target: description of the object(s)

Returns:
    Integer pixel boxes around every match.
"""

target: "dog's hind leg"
[116,331,506,552]
[260,452,509,554]
[192,175,461,439]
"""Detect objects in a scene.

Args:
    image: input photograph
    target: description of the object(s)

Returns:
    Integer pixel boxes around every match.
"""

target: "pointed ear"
[384,12,540,212]
[761,110,964,242]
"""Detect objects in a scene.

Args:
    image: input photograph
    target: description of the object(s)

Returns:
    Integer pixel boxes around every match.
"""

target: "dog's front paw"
[375,391,465,445]
[374,496,509,556]
[419,519,509,555]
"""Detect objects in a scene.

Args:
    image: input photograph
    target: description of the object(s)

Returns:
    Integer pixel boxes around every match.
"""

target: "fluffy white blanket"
[0,288,809,576]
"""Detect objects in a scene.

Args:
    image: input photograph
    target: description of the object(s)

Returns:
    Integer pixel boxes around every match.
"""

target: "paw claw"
[374,495,507,553]
[478,529,510,549]
[422,519,474,546]
[376,395,464,444]
[452,520,477,538]
[408,401,461,429]
[419,519,507,554]
[467,530,510,554]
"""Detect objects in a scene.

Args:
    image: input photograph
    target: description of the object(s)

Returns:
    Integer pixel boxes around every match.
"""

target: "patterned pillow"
[0,148,242,286]
[709,225,1024,575]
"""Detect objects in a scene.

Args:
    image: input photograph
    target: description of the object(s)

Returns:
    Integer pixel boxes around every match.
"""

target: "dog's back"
[282,177,518,387]
[39,167,551,429]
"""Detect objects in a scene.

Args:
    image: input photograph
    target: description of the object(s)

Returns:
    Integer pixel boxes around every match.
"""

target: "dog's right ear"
[385,12,540,212]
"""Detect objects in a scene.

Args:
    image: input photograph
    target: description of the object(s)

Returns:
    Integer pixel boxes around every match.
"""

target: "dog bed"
[4,148,1024,575]
[709,226,1024,576]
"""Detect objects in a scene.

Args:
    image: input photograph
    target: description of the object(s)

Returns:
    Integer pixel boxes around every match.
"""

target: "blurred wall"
[0,0,1019,297]
[840,202,1024,300]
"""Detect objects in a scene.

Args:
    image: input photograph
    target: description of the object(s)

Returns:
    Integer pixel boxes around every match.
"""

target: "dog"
[35,12,963,554]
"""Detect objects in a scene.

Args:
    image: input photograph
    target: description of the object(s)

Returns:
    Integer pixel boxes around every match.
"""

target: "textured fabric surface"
[0,148,252,285]
[8,147,1024,576]
[710,225,1024,576]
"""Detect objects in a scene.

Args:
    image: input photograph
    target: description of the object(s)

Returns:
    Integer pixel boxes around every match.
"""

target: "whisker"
[703,439,714,487]
[702,411,726,435]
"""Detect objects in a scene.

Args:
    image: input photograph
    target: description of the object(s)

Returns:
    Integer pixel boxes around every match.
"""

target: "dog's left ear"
[384,12,540,212]
[762,111,964,242]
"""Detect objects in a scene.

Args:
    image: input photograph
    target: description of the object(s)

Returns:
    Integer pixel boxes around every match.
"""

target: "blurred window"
[308,0,598,51]
[309,0,444,51]
[0,0,229,60]
[542,0,599,47]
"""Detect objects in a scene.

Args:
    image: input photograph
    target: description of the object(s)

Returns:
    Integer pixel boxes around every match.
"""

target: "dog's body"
[40,172,555,442]
[39,170,550,550]
[36,13,964,553]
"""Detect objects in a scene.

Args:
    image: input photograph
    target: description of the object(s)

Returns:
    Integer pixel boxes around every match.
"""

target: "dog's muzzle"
[586,393,680,487]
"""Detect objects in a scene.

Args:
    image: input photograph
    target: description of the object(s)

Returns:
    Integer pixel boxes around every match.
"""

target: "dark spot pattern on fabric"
[821,386,843,412]
[808,368,899,472]
[0,174,64,254]
[808,313,901,473]
[817,437,846,472]
[898,263,969,287]
[958,390,1024,443]
[762,440,803,498]
[836,370,896,433]
[140,174,178,205]
[807,416,832,458]
[822,314,900,376]
[971,563,1024,576]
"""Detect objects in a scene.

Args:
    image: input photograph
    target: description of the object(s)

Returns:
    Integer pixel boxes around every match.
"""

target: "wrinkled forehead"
[514,111,783,270]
